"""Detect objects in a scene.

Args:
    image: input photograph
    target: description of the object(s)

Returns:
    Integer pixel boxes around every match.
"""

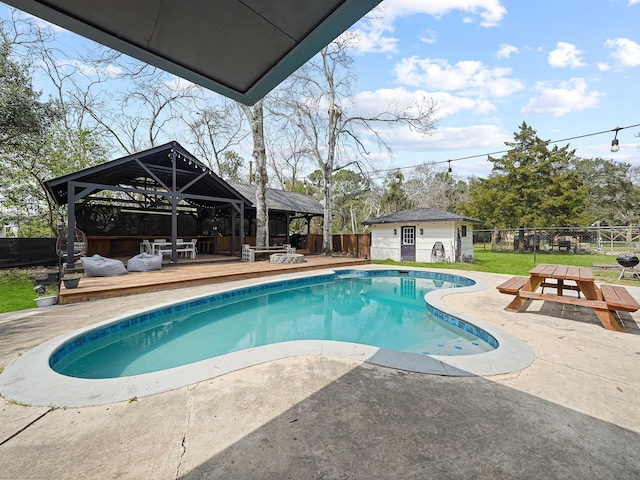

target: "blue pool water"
[50,270,496,379]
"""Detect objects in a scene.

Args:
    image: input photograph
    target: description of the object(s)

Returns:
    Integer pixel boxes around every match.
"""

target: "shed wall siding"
[460,223,474,260]
[415,222,455,262]
[370,225,400,261]
[369,221,476,263]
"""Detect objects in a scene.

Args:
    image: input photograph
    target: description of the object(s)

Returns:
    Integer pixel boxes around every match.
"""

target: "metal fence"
[0,238,58,268]
[473,226,640,256]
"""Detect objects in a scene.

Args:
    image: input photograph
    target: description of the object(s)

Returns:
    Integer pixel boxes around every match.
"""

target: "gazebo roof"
[4,0,382,105]
[230,182,323,216]
[45,141,249,210]
[363,208,483,225]
[45,142,324,218]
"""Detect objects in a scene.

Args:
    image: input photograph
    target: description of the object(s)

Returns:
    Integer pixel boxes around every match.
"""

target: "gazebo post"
[66,182,77,270]
[240,202,245,246]
[170,147,178,263]
[231,209,236,256]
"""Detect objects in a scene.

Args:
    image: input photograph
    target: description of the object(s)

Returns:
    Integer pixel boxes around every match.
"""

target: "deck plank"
[59,256,370,304]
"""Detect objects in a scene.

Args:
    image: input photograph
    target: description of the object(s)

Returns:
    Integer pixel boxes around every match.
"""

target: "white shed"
[362,208,483,263]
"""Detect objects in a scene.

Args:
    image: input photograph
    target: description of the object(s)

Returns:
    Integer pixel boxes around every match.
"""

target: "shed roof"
[4,0,381,105]
[362,208,483,225]
[230,182,323,216]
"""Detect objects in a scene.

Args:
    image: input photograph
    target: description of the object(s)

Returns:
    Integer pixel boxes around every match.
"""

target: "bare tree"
[404,163,470,211]
[266,125,313,190]
[276,34,438,253]
[186,98,247,173]
[239,99,269,247]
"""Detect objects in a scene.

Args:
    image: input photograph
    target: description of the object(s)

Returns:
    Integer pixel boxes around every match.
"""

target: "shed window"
[461,225,467,237]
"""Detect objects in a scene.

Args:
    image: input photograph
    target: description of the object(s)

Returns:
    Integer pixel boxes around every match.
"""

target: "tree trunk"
[241,100,268,247]
[322,163,333,254]
[518,227,526,252]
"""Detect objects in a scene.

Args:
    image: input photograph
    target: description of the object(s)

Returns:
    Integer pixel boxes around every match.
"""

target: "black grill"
[616,255,639,268]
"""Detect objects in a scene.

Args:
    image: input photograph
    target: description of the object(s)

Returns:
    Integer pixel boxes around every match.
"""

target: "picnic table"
[497,264,640,332]
[150,239,197,259]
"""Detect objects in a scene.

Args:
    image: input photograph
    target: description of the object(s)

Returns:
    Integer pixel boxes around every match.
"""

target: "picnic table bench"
[496,265,640,331]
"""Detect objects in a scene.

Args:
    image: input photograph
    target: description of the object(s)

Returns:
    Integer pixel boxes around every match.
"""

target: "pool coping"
[0,266,534,407]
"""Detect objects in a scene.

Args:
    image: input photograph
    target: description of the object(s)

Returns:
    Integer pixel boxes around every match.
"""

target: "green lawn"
[0,269,58,314]
[373,246,626,283]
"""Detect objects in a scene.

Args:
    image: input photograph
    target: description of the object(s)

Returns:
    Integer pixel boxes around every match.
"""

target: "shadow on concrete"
[178,363,640,479]
[520,300,640,335]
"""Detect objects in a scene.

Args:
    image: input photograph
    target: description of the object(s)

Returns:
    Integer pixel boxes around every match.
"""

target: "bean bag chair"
[80,254,128,277]
[127,252,163,272]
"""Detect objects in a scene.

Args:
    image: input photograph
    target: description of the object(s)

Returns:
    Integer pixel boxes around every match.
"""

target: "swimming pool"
[0,267,535,407]
[50,270,497,379]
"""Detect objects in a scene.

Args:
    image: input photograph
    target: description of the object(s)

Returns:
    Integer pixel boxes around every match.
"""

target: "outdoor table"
[504,264,622,331]
[151,240,197,259]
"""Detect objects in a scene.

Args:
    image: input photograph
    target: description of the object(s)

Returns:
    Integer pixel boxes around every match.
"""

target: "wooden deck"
[59,255,370,304]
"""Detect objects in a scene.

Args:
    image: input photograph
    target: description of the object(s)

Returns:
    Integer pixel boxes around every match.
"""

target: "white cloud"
[164,76,196,92]
[351,1,507,53]
[56,59,122,77]
[355,87,497,121]
[377,0,508,28]
[350,17,399,54]
[416,124,510,150]
[628,0,640,5]
[361,123,511,161]
[521,78,603,117]
[496,44,518,59]
[548,42,586,68]
[420,29,437,44]
[597,62,611,71]
[605,38,640,67]
[393,56,524,98]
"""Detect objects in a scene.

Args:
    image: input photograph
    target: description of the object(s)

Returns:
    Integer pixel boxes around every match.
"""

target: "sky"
[2,0,640,180]
[348,0,640,178]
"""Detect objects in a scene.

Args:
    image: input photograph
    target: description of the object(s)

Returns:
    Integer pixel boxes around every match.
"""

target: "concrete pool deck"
[1,267,639,478]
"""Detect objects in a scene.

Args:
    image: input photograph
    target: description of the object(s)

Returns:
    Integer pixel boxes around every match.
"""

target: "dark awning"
[230,182,323,216]
[45,141,250,210]
[4,0,382,105]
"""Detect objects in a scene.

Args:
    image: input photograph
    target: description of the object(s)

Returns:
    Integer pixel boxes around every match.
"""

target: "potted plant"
[62,273,81,289]
[34,284,58,307]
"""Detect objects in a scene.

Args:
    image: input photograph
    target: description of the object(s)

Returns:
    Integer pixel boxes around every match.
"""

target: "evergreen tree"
[460,122,591,249]
[572,157,640,226]
[381,171,412,214]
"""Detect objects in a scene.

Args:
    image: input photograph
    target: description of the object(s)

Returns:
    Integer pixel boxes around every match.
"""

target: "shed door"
[400,226,416,261]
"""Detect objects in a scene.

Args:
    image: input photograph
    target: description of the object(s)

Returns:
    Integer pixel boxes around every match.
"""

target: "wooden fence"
[219,233,371,258]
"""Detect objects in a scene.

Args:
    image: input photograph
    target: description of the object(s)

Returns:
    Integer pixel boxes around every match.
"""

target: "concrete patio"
[1,268,639,479]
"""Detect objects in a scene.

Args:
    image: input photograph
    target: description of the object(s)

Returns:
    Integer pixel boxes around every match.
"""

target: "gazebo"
[45,141,323,267]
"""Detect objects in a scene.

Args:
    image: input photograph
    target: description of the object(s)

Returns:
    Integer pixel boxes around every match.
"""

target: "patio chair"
[431,241,446,262]
[57,225,87,276]
[127,252,163,272]
[140,239,153,254]
[81,254,128,277]
[56,225,87,262]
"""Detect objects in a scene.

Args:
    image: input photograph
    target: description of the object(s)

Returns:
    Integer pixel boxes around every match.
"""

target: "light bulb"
[611,138,620,153]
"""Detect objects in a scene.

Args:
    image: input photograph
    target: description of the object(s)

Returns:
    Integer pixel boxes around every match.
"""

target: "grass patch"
[0,269,58,314]
[374,246,629,284]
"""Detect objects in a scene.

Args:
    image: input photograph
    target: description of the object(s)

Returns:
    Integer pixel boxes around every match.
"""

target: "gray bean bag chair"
[80,254,128,277]
[127,252,163,272]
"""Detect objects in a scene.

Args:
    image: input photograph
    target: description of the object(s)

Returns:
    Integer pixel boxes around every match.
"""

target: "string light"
[363,122,640,178]
[610,127,621,152]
